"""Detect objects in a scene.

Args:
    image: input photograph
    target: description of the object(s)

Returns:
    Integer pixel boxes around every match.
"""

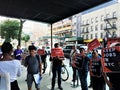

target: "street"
[17,55,108,90]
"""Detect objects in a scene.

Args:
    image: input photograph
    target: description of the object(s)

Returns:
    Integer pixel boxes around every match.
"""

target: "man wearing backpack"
[24,45,42,90]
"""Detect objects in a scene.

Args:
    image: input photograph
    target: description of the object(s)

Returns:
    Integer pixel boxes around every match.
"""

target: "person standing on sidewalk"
[14,45,23,63]
[24,45,42,90]
[89,50,106,90]
[51,43,64,90]
[0,42,21,90]
[70,45,79,87]
[40,46,47,74]
[72,48,90,90]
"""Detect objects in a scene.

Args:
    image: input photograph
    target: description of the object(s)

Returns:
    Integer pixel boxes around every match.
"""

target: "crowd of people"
[0,41,120,90]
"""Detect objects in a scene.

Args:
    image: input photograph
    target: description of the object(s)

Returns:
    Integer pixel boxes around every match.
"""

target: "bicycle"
[49,62,69,81]
[61,63,69,81]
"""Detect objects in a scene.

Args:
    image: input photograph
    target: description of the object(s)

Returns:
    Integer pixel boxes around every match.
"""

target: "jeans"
[51,66,62,88]
[78,70,88,90]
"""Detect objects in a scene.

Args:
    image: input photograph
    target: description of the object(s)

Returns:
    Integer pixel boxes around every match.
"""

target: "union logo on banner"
[88,38,101,51]
[51,48,64,57]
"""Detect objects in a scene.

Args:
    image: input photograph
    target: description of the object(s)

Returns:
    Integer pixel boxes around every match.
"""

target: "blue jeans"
[78,70,88,90]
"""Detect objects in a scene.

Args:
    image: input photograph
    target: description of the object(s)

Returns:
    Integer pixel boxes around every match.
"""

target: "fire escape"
[104,16,117,38]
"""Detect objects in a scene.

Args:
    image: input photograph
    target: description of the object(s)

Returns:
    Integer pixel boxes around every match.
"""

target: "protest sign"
[51,48,64,57]
[107,38,120,47]
[37,49,45,55]
[101,46,120,73]
[88,38,101,51]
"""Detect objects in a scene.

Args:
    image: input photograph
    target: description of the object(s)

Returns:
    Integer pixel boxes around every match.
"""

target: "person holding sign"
[72,48,90,90]
[102,43,120,90]
[51,43,64,90]
[89,50,106,90]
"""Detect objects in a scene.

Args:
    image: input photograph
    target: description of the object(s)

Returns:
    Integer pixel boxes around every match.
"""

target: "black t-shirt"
[52,57,62,67]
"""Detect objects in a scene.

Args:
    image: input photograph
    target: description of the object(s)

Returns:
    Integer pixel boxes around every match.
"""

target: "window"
[90,34,93,39]
[82,28,85,33]
[95,17,98,22]
[82,35,84,39]
[82,21,84,25]
[101,24,103,30]
[100,33,103,38]
[106,23,110,28]
[101,15,104,21]
[91,26,93,31]
[86,35,88,39]
[91,18,94,23]
[106,14,110,18]
[95,33,98,38]
[86,27,89,32]
[95,25,98,31]
[86,19,89,24]
[113,12,117,18]
[113,22,116,27]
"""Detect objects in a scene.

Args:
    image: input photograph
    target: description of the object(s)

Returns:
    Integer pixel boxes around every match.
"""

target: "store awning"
[43,36,60,39]
[84,38,103,43]
[0,0,112,24]
[65,37,83,42]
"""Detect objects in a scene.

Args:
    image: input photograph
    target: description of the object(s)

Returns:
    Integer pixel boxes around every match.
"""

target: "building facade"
[80,2,120,43]
[47,1,120,45]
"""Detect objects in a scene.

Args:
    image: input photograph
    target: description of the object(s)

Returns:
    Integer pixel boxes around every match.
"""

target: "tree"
[22,33,30,47]
[18,19,26,46]
[0,19,20,42]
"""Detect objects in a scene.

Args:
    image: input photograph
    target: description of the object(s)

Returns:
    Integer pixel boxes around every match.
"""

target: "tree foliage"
[22,33,30,43]
[0,19,20,42]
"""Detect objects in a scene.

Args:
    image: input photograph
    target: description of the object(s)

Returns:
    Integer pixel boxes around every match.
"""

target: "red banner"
[51,48,64,57]
[88,38,101,51]
[37,49,45,55]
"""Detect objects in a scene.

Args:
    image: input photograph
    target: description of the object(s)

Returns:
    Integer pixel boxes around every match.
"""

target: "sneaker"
[58,86,63,90]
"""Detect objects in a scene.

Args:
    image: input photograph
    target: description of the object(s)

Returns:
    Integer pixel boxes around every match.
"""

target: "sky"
[82,0,118,14]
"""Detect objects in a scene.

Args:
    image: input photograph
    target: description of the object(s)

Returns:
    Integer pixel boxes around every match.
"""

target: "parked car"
[63,44,86,58]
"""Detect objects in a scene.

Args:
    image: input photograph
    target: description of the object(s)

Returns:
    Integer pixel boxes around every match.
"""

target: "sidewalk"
[18,66,92,90]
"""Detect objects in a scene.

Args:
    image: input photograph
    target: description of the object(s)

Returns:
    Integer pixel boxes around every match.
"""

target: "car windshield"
[66,46,73,49]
